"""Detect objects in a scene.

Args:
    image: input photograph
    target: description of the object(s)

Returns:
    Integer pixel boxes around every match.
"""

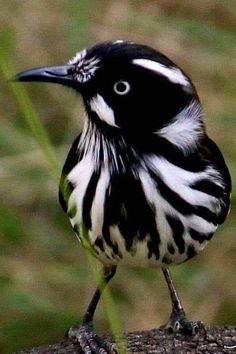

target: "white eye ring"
[113,81,130,95]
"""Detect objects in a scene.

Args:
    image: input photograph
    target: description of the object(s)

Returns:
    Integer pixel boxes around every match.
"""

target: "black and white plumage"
[16,40,231,353]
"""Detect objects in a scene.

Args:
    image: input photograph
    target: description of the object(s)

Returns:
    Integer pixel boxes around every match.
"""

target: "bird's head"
[16,41,203,145]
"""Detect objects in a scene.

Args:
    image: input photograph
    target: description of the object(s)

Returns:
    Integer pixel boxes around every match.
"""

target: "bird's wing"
[199,135,231,224]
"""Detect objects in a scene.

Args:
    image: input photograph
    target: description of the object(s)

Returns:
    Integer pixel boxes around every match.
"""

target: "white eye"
[113,81,130,95]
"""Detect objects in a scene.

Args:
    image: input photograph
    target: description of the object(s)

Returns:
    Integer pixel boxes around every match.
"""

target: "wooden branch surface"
[16,326,236,354]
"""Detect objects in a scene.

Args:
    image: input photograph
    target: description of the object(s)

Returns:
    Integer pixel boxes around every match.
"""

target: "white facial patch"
[90,94,118,128]
[68,49,87,65]
[113,40,125,44]
[68,49,100,83]
[132,59,190,88]
[156,100,203,153]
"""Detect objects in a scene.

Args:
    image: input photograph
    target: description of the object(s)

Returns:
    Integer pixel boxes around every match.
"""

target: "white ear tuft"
[156,100,204,153]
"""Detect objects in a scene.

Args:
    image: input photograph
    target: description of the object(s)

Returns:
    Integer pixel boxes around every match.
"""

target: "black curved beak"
[15,65,77,87]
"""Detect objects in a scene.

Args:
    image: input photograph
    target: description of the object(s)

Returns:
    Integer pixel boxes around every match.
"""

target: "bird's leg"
[161,267,204,335]
[68,265,118,354]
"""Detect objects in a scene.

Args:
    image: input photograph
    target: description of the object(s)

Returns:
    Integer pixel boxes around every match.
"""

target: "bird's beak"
[15,65,77,87]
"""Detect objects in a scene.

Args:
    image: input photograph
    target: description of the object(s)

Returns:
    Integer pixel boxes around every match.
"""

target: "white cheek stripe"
[90,94,118,128]
[132,59,190,87]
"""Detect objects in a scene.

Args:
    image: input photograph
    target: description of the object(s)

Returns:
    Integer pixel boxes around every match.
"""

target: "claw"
[67,323,118,354]
[161,311,205,336]
[173,320,180,333]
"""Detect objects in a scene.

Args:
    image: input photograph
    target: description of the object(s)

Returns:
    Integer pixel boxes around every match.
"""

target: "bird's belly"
[69,208,216,268]
[90,219,215,267]
[67,158,221,267]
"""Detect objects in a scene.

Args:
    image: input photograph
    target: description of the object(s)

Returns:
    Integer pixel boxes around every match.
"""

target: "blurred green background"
[0,1,236,353]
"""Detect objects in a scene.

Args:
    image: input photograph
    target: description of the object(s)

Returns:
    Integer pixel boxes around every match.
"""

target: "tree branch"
[16,326,236,354]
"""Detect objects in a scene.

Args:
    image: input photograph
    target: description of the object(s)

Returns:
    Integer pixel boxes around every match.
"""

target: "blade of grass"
[1,47,126,351]
[87,254,127,354]
[0,48,60,180]
[78,223,127,353]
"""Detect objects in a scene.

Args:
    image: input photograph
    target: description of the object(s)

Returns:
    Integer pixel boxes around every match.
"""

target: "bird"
[15,40,231,353]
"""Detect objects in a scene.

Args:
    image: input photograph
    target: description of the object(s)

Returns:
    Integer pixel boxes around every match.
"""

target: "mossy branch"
[16,326,236,354]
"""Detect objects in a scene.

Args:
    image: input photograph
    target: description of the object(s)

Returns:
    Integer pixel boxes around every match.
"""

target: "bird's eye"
[113,81,130,95]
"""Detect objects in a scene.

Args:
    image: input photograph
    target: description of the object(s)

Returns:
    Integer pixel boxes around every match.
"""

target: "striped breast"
[60,134,228,268]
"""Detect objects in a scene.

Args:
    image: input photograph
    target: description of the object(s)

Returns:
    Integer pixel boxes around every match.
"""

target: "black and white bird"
[16,40,231,353]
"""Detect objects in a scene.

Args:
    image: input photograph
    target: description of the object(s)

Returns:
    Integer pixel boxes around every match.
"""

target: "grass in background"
[0,1,236,353]
[0,50,59,179]
[0,43,125,353]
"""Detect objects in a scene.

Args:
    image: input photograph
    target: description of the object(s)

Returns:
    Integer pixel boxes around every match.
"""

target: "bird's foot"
[67,322,118,354]
[160,309,205,336]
